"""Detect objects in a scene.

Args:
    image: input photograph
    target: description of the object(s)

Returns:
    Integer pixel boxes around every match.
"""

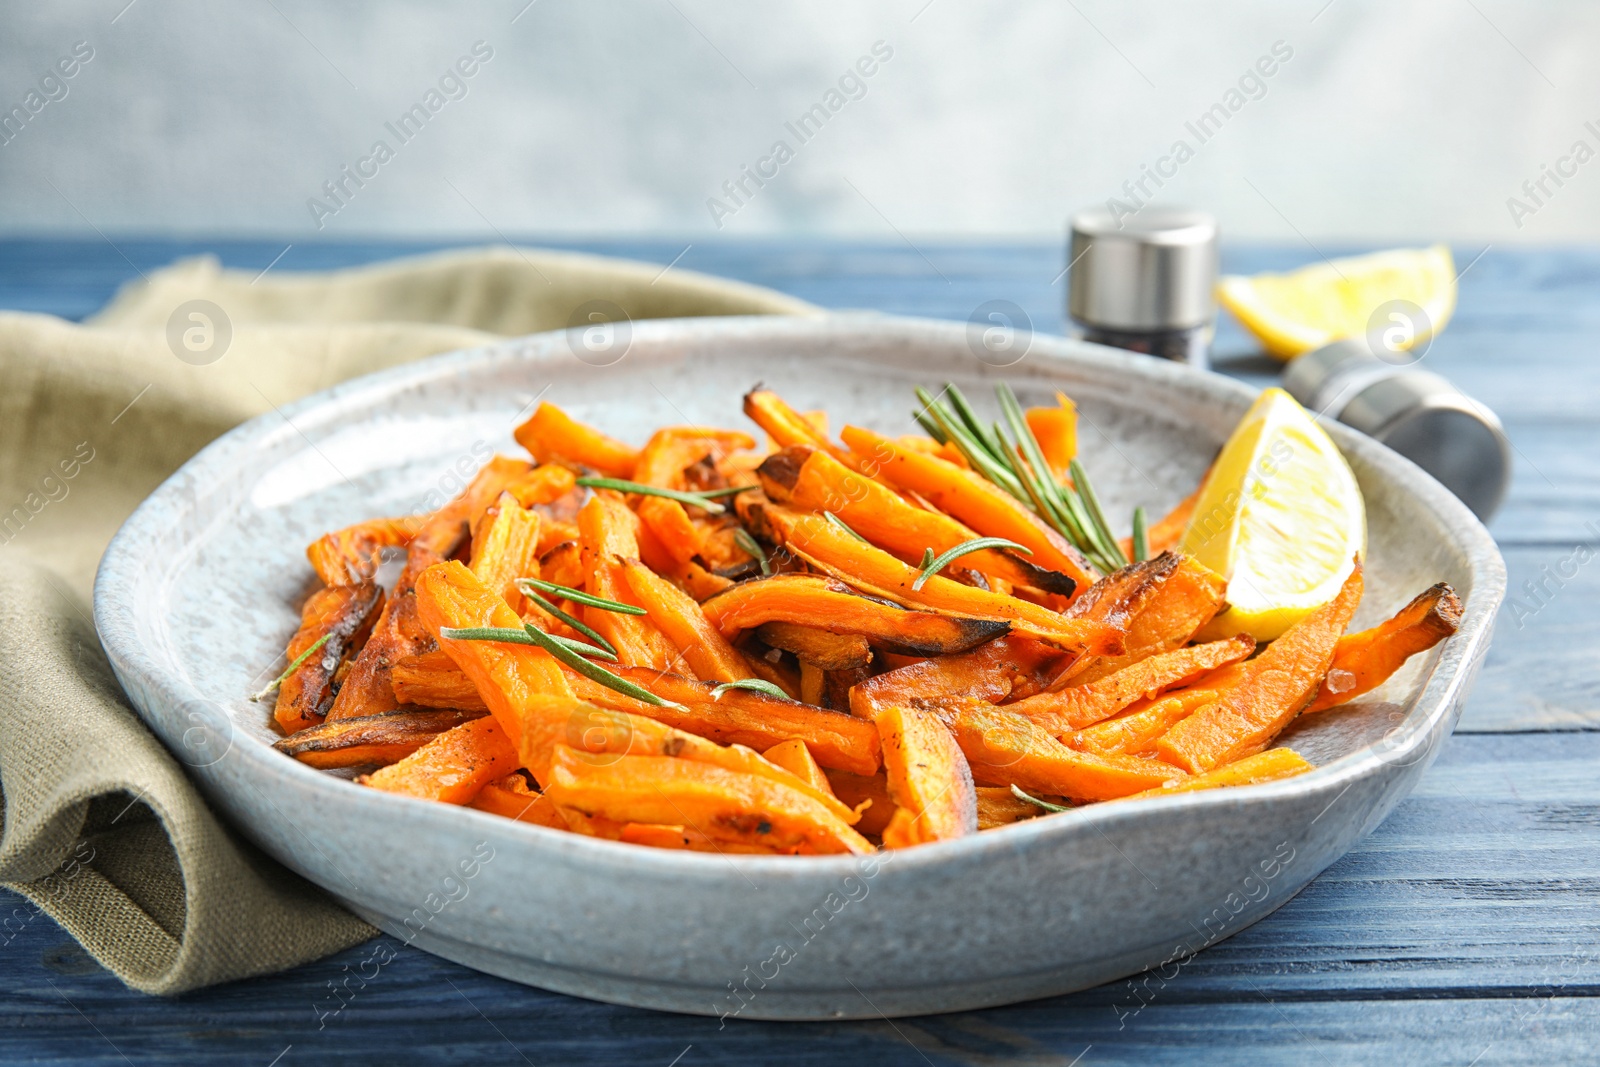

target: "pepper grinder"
[1067,207,1219,367]
[1282,337,1511,521]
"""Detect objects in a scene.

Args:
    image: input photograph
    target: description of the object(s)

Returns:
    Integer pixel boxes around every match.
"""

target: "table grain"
[1,238,1594,1066]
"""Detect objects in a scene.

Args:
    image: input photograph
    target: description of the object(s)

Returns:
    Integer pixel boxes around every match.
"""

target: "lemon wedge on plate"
[1218,245,1456,361]
[1181,388,1365,642]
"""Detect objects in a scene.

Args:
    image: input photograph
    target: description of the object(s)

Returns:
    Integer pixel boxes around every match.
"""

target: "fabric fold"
[0,246,813,992]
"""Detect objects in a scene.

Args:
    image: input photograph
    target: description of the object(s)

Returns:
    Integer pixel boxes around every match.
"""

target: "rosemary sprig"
[912,537,1032,590]
[733,528,772,575]
[1131,506,1149,563]
[1011,784,1072,813]
[517,576,647,615]
[440,625,683,708]
[252,633,331,702]
[710,678,791,701]
[822,511,867,542]
[915,381,1133,575]
[574,476,748,515]
[516,581,618,656]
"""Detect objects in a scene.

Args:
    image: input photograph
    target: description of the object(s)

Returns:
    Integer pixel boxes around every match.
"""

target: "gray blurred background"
[0,0,1594,241]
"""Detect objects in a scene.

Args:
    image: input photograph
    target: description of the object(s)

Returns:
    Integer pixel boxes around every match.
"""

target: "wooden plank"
[1,733,1595,1063]
[1459,544,1600,731]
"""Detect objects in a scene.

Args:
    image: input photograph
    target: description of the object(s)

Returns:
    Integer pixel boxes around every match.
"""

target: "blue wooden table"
[2,238,1596,1066]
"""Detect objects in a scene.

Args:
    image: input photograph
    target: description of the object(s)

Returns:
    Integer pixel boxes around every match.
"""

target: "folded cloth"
[0,247,814,993]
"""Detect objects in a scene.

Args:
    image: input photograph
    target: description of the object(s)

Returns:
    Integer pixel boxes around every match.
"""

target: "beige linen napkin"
[0,247,814,993]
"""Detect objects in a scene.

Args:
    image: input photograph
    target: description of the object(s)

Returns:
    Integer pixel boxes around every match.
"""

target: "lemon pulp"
[1218,245,1456,361]
[1180,388,1365,642]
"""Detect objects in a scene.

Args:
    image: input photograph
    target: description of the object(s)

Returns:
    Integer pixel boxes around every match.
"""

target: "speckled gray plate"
[94,316,1504,1020]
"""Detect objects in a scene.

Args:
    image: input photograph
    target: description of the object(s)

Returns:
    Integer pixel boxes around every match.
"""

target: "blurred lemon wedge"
[1218,245,1456,361]
[1181,388,1365,642]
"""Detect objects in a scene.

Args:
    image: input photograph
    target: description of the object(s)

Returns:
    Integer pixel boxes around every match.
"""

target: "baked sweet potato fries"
[259,386,1462,855]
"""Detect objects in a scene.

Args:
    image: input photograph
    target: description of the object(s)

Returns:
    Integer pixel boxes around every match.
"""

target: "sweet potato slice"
[761,739,835,796]
[1057,553,1227,687]
[389,649,486,711]
[952,703,1185,800]
[629,434,724,565]
[761,505,1118,654]
[877,704,977,848]
[701,573,1010,657]
[822,769,896,837]
[759,446,1077,596]
[1008,634,1255,735]
[621,559,752,683]
[637,497,705,566]
[851,634,1063,722]
[618,822,778,854]
[1025,394,1077,480]
[1305,583,1462,713]
[412,559,574,776]
[514,401,639,477]
[578,495,680,671]
[756,622,873,671]
[330,457,529,720]
[469,492,541,615]
[1068,678,1235,757]
[505,463,578,508]
[273,707,482,769]
[361,714,519,805]
[273,581,385,734]
[543,746,873,854]
[569,667,881,776]
[734,634,803,699]
[1115,748,1312,801]
[975,785,1048,829]
[841,425,1096,589]
[798,661,826,707]
[743,388,846,459]
[539,540,584,590]
[306,516,423,587]
[517,698,860,822]
[1156,563,1364,773]
[468,773,568,829]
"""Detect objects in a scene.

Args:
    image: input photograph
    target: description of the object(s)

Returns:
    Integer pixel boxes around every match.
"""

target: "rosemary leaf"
[252,633,331,702]
[439,625,683,709]
[1070,459,1130,569]
[710,678,791,701]
[913,537,1032,590]
[945,384,1005,463]
[911,406,947,444]
[823,511,868,542]
[733,528,772,576]
[517,576,647,615]
[575,476,731,515]
[1131,506,1149,563]
[1011,784,1072,813]
[518,585,619,656]
[547,633,619,662]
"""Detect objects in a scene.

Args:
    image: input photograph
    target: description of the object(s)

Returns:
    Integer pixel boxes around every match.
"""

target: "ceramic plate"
[94,316,1504,1019]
